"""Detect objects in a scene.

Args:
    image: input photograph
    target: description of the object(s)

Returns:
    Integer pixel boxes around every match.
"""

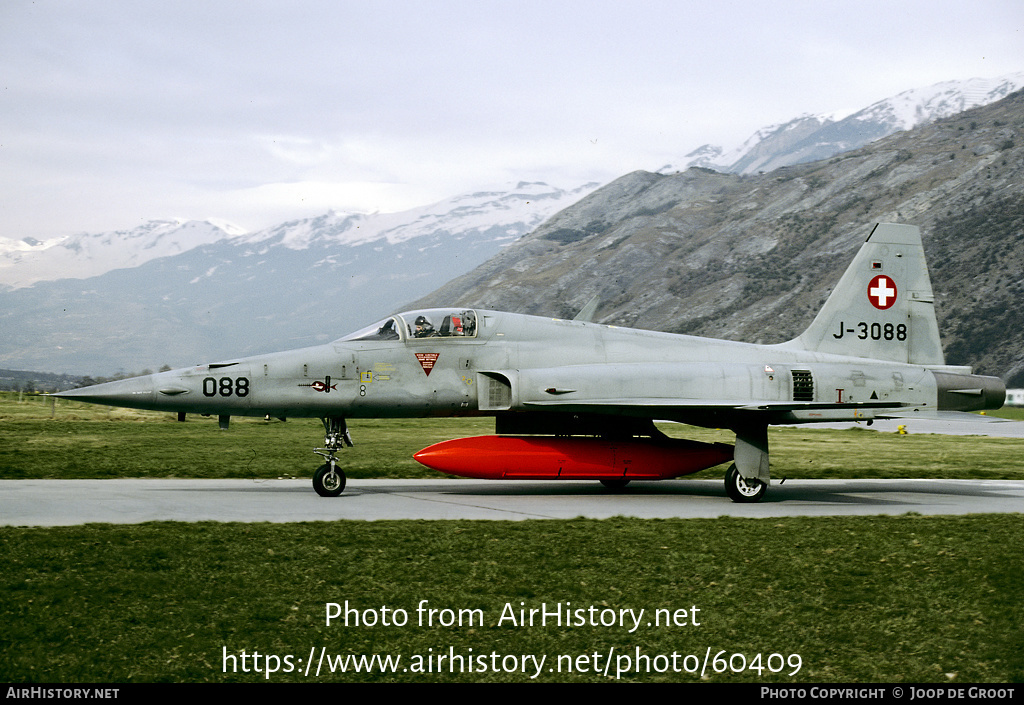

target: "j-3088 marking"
[833,321,907,341]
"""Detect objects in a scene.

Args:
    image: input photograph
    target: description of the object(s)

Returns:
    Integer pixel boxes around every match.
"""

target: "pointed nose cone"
[53,375,156,410]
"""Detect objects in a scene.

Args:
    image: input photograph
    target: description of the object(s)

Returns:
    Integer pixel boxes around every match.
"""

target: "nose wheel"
[313,417,353,497]
[313,461,346,497]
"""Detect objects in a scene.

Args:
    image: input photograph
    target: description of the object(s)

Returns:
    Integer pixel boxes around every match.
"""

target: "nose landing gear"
[313,417,353,497]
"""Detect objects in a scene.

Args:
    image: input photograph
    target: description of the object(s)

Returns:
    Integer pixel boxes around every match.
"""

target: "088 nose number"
[202,377,250,397]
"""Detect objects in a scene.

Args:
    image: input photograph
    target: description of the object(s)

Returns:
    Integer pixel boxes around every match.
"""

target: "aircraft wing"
[523,398,907,411]
[523,397,1016,432]
[521,397,909,425]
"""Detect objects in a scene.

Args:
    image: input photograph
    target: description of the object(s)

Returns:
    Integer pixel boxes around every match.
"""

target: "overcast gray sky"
[2,0,1022,241]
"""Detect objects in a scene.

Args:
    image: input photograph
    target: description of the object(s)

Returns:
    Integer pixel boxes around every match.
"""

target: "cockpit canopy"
[338,309,478,343]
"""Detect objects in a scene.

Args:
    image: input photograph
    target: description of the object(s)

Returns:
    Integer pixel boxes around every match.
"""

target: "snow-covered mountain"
[0,182,596,291]
[664,71,1024,175]
[234,182,582,251]
[0,181,598,374]
[0,219,248,290]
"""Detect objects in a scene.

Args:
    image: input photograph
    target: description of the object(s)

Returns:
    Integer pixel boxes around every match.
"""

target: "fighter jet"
[54,223,1005,502]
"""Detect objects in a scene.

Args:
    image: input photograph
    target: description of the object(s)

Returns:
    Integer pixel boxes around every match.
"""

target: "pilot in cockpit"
[413,315,436,338]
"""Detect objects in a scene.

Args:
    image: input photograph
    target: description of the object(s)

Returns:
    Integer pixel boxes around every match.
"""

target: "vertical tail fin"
[786,223,944,365]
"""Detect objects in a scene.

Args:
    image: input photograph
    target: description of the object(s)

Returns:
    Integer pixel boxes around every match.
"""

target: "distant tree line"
[0,369,80,394]
[0,365,173,393]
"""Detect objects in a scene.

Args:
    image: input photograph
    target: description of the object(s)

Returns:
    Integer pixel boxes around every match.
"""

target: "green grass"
[0,393,492,480]
[1,516,1022,683]
[2,393,1023,683]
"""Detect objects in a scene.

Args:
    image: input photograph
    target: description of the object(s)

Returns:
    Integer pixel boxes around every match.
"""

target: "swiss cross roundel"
[867,275,897,310]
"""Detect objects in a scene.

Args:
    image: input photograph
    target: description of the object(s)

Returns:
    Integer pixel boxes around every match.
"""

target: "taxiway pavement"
[2,478,1023,525]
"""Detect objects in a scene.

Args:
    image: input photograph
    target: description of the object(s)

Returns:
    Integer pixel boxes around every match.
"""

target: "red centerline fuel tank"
[413,435,734,480]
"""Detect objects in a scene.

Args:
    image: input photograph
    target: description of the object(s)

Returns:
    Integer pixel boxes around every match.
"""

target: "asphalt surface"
[3,477,1023,525]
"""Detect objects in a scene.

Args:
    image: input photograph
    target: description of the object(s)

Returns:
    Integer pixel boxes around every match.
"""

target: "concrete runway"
[2,477,1023,525]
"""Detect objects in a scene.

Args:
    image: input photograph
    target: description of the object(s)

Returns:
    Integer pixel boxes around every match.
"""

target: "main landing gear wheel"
[725,463,766,503]
[313,463,346,497]
[600,479,631,490]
